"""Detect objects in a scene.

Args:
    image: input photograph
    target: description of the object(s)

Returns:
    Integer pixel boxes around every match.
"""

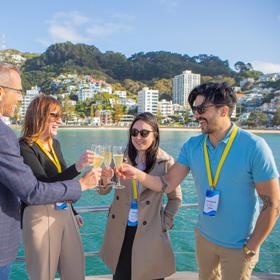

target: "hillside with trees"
[21,41,239,91]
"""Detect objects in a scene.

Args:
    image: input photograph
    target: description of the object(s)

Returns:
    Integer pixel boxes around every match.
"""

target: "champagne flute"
[91,144,105,189]
[112,145,125,189]
[103,145,115,188]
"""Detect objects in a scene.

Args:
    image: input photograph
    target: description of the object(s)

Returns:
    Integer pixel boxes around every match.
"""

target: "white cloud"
[251,60,280,74]
[49,25,90,43]
[37,11,133,46]
[51,11,90,26]
[87,22,131,37]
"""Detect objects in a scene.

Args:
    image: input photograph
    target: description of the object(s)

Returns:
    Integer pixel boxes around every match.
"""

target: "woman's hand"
[101,167,114,186]
[75,215,84,228]
[115,163,139,180]
[75,150,95,172]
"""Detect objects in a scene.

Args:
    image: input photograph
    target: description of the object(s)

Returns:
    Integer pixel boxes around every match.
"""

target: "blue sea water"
[10,129,280,279]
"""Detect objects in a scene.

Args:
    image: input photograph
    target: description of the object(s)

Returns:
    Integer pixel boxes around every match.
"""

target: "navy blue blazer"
[0,120,81,266]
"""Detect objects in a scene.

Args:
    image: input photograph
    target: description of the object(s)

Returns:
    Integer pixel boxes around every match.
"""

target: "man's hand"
[115,163,139,180]
[101,167,114,186]
[79,168,102,191]
[75,215,84,228]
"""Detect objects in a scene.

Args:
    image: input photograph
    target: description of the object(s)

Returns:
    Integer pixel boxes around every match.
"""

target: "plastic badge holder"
[55,202,68,210]
[128,201,138,226]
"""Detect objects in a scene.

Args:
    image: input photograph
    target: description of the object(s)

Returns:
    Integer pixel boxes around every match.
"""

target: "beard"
[197,117,215,134]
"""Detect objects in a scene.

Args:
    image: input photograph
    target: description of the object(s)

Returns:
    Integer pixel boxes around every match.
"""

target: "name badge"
[203,189,220,217]
[128,201,138,227]
[55,202,68,210]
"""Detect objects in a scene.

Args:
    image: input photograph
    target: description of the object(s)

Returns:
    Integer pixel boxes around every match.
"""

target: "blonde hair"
[21,94,62,144]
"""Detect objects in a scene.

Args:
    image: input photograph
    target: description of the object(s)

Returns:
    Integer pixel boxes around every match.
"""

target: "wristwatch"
[243,245,256,257]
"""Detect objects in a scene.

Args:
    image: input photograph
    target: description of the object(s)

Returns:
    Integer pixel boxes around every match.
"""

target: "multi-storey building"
[172,70,200,108]
[138,87,159,115]
[99,110,113,126]
[20,86,40,119]
[77,88,96,101]
[158,99,174,116]
[114,91,127,99]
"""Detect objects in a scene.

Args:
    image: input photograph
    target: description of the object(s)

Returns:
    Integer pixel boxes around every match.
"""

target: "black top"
[19,138,80,216]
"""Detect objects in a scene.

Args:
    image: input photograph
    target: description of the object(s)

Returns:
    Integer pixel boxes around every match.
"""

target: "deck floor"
[84,271,280,279]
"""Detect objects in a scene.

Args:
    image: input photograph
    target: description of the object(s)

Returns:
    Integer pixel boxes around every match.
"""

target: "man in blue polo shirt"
[118,82,280,280]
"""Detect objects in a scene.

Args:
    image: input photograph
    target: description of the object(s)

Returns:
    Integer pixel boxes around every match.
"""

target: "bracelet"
[160,175,169,193]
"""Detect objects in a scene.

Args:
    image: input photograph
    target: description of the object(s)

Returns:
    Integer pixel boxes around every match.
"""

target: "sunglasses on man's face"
[192,103,225,115]
[130,128,154,138]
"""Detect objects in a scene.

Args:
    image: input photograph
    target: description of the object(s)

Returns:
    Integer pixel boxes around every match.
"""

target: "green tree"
[201,75,236,86]
[122,79,147,94]
[234,61,252,73]
[63,95,76,123]
[152,79,172,94]
[272,109,280,126]
[246,111,268,127]
[112,104,124,123]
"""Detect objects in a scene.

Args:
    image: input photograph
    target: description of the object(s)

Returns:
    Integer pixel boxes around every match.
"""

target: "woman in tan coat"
[100,112,182,280]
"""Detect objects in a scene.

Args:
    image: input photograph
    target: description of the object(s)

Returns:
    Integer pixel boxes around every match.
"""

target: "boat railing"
[15,203,280,273]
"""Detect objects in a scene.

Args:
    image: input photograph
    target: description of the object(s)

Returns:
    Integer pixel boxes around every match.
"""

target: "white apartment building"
[172,70,200,107]
[100,85,112,94]
[77,89,96,101]
[173,103,185,113]
[118,98,137,110]
[118,115,135,126]
[138,87,159,115]
[20,86,40,119]
[158,99,174,116]
[114,91,127,99]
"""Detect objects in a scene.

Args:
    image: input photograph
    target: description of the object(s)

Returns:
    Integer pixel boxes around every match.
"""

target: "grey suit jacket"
[0,120,81,266]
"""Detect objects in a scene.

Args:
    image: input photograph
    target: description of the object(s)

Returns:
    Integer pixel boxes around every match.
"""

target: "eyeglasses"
[130,128,154,138]
[50,112,62,119]
[0,85,23,94]
[191,103,225,114]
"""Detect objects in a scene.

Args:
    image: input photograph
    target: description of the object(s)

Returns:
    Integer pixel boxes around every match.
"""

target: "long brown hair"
[127,112,159,173]
[21,94,62,144]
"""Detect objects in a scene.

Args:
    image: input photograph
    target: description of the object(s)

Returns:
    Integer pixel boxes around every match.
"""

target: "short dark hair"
[127,112,159,173]
[188,82,237,116]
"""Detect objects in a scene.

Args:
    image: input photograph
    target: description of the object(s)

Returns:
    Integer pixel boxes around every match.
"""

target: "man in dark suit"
[0,62,101,279]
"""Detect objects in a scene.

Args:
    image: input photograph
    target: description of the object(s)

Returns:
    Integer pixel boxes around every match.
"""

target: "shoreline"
[11,125,280,134]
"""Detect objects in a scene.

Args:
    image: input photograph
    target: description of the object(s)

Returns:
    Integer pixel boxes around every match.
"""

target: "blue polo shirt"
[177,125,279,248]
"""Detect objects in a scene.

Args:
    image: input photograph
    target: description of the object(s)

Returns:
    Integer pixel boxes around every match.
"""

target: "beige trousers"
[22,204,85,280]
[195,229,259,280]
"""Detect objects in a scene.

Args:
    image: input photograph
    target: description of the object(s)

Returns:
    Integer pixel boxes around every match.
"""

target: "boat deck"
[84,271,280,279]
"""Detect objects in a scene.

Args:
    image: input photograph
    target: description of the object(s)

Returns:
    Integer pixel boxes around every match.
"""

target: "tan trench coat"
[99,148,182,280]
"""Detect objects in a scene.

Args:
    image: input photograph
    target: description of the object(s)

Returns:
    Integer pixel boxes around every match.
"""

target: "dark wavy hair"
[127,112,159,173]
[188,82,237,116]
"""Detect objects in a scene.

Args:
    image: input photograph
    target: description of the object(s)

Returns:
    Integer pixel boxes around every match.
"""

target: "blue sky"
[1,0,280,73]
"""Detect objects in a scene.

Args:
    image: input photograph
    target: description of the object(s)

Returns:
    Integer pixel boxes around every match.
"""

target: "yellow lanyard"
[36,139,62,173]
[204,125,238,189]
[132,179,138,201]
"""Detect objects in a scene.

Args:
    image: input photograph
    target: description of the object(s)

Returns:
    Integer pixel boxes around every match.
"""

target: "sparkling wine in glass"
[112,145,125,189]
[91,144,105,189]
[103,145,116,188]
